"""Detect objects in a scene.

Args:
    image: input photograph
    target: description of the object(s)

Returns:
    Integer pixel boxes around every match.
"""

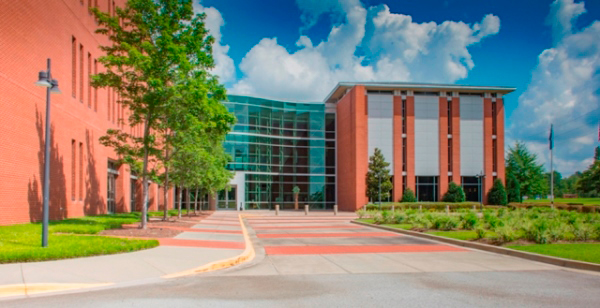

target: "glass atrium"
[222,95,336,210]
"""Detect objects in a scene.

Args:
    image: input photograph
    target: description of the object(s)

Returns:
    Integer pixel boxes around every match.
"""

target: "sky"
[192,0,600,176]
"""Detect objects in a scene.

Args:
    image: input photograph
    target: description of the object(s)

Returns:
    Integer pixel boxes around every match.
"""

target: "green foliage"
[91,0,235,226]
[487,179,508,206]
[475,226,487,239]
[506,141,546,198]
[508,243,600,265]
[0,214,157,263]
[460,211,479,230]
[442,182,466,202]
[401,188,417,202]
[577,161,600,197]
[366,148,393,202]
[293,186,301,194]
[506,171,521,203]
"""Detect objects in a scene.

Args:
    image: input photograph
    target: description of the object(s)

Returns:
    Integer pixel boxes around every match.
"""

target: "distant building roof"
[324,81,516,103]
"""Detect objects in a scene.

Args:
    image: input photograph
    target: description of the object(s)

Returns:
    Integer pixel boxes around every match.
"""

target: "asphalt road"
[3,269,600,307]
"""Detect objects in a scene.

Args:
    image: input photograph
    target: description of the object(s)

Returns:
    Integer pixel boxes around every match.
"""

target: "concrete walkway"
[220,211,561,276]
[0,212,248,299]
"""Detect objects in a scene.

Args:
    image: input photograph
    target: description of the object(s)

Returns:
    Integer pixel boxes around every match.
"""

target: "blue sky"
[194,0,600,176]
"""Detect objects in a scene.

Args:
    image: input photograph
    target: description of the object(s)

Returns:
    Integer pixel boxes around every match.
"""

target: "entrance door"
[107,173,116,214]
[217,187,237,210]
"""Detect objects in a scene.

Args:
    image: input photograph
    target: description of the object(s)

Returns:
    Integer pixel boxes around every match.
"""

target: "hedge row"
[364,202,483,211]
[509,203,600,213]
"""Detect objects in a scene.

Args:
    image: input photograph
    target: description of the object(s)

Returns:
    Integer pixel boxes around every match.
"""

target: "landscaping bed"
[357,207,600,264]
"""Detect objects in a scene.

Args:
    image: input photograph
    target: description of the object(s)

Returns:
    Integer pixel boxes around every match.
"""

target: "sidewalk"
[0,211,252,299]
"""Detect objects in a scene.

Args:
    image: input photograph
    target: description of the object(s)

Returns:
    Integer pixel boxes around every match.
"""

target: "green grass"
[0,213,158,263]
[147,209,198,217]
[527,198,600,205]
[508,243,600,264]
[356,219,413,230]
[427,230,497,241]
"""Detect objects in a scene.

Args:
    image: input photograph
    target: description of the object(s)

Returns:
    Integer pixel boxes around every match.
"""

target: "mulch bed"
[99,215,211,239]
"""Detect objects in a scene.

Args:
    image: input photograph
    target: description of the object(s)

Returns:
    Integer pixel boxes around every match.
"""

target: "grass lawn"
[427,230,496,241]
[508,243,600,264]
[0,213,158,263]
[527,198,600,205]
[148,209,197,217]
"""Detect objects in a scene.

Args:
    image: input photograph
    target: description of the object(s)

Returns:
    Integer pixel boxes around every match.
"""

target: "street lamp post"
[378,173,382,209]
[35,58,61,247]
[476,171,485,210]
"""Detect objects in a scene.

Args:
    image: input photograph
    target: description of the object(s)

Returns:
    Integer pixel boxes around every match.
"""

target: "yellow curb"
[162,214,256,278]
[0,283,113,298]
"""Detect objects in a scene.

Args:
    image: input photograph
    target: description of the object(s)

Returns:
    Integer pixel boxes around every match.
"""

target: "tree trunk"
[194,187,199,215]
[140,117,151,229]
[178,185,183,219]
[294,193,298,210]
[162,144,170,221]
[186,188,191,217]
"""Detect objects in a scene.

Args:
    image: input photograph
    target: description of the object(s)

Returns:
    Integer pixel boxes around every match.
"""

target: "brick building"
[0,0,173,225]
[0,1,514,225]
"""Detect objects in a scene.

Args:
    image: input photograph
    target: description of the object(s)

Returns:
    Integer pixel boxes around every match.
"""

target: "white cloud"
[192,2,235,84]
[508,0,600,176]
[231,1,500,101]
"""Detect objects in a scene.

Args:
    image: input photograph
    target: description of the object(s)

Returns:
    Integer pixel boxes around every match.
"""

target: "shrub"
[506,172,521,203]
[356,209,367,219]
[460,211,479,230]
[495,226,517,243]
[475,226,487,239]
[441,182,466,202]
[487,179,508,206]
[381,210,394,224]
[573,223,594,241]
[372,212,384,224]
[394,212,407,224]
[401,188,417,202]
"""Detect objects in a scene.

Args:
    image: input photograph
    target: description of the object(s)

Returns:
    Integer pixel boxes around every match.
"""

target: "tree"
[506,171,521,203]
[293,186,300,210]
[577,160,600,197]
[92,1,234,228]
[544,170,564,197]
[366,148,393,203]
[595,146,600,162]
[401,188,416,202]
[487,179,508,205]
[506,141,546,199]
[442,182,466,202]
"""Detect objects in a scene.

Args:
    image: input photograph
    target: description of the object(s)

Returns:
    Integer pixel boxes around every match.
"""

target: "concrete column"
[275,204,279,215]
[304,204,309,215]
[334,204,338,215]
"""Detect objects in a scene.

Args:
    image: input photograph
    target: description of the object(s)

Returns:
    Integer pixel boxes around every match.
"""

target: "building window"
[71,140,76,200]
[402,175,407,191]
[492,100,497,135]
[72,37,76,98]
[88,0,91,12]
[416,176,438,202]
[79,142,84,200]
[79,44,84,103]
[447,98,452,134]
[402,99,407,134]
[93,59,98,111]
[107,87,111,121]
[87,53,92,108]
[462,176,480,202]
[402,138,407,172]
[493,139,498,173]
[448,138,453,172]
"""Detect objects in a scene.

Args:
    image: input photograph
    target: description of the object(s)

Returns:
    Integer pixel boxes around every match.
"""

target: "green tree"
[506,141,546,199]
[366,148,393,203]
[487,179,508,205]
[544,170,564,197]
[562,172,581,195]
[577,161,600,197]
[92,0,234,228]
[293,186,301,210]
[400,188,416,202]
[595,146,600,161]
[506,171,521,203]
[442,182,466,202]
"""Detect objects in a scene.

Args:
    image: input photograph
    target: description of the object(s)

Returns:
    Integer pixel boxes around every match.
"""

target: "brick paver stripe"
[258,232,400,238]
[264,245,466,255]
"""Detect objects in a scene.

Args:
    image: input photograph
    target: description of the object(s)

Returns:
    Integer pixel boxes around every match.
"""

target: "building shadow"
[84,129,103,215]
[28,107,67,222]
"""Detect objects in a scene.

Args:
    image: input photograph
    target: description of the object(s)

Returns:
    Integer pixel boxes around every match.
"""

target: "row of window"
[71,140,84,201]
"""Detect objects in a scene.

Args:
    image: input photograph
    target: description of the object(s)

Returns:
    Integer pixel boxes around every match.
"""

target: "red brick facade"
[0,0,172,225]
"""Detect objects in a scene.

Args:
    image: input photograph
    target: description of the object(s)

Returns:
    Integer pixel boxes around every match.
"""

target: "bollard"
[304,204,309,215]
[419,205,422,212]
[275,204,279,216]
[446,205,450,215]
[473,205,476,211]
[333,204,338,216]
[391,205,395,212]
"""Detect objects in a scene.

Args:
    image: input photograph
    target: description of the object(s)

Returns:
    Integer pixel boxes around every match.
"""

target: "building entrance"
[217,187,237,210]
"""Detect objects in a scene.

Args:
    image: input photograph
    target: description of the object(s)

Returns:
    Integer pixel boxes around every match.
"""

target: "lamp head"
[35,71,52,87]
[50,79,61,94]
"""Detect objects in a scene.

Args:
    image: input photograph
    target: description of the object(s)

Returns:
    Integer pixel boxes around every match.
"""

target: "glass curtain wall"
[223,95,335,210]
[461,176,480,202]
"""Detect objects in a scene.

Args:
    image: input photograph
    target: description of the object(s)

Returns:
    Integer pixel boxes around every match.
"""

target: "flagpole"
[550,123,554,209]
